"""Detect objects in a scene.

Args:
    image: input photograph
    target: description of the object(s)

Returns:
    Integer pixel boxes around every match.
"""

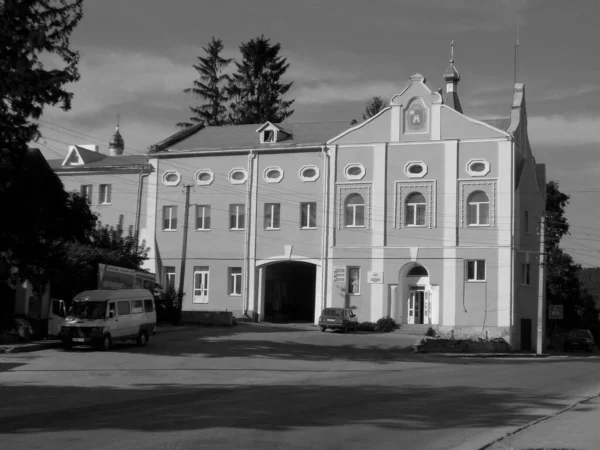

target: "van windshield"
[68,301,107,320]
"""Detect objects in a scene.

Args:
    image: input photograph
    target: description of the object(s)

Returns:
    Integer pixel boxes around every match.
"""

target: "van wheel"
[137,331,148,346]
[320,326,326,332]
[102,334,112,351]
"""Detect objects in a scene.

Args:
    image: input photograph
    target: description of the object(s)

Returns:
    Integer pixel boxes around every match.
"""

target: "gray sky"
[36,0,600,267]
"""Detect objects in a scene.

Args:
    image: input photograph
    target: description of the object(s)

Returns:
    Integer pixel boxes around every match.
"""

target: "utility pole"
[536,215,546,355]
[177,184,192,324]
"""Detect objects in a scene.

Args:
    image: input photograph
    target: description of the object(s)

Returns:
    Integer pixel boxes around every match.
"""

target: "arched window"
[345,193,365,227]
[405,192,426,226]
[467,191,490,226]
[407,265,428,277]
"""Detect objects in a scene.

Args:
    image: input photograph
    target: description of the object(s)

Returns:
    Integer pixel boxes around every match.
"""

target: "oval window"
[266,169,281,179]
[408,165,423,174]
[470,162,486,172]
[165,173,178,182]
[198,172,211,181]
[347,166,362,176]
[231,171,245,180]
[302,168,316,178]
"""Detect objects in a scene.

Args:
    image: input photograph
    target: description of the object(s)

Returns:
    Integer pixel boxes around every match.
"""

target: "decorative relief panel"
[459,179,497,227]
[404,98,429,134]
[395,180,436,229]
[337,183,372,230]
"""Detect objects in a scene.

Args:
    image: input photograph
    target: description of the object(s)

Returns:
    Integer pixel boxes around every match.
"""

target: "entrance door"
[408,287,425,324]
[193,269,209,304]
[521,318,532,351]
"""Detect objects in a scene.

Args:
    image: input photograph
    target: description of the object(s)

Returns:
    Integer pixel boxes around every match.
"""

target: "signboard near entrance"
[98,264,155,290]
[333,267,346,282]
[367,271,384,284]
[548,305,563,320]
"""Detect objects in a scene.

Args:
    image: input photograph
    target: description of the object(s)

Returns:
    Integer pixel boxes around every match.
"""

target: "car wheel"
[137,331,148,346]
[320,326,326,332]
[102,334,112,351]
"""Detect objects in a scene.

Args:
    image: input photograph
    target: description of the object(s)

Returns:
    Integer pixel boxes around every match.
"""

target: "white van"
[58,289,157,351]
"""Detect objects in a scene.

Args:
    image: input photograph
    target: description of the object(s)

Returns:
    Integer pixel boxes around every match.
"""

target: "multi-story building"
[147,60,545,349]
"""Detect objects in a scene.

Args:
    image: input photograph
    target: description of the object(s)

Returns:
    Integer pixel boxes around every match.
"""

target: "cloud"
[528,115,600,146]
[292,81,401,105]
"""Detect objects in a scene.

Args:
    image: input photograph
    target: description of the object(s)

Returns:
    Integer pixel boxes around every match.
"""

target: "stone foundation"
[436,326,512,345]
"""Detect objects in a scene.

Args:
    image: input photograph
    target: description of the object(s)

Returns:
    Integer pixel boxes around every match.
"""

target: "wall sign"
[333,267,346,282]
[367,271,383,284]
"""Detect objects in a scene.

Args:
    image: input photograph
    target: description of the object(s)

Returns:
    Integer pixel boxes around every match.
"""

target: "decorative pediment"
[255,122,291,143]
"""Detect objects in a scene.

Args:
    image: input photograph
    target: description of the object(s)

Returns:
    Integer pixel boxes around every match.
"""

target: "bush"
[425,327,437,337]
[357,321,376,332]
[374,317,399,333]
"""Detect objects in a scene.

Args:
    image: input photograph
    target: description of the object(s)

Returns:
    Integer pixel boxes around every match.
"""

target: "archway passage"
[264,261,316,322]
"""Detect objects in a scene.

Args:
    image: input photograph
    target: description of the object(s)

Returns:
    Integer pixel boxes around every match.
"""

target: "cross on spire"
[116,113,120,129]
[450,40,455,64]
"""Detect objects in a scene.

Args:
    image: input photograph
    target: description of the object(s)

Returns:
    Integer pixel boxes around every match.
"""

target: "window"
[99,184,111,204]
[131,300,143,314]
[467,260,486,281]
[405,161,428,178]
[264,203,281,229]
[524,210,530,233]
[117,301,131,315]
[163,170,181,186]
[228,267,242,296]
[345,193,365,227]
[193,267,209,304]
[521,263,531,285]
[196,205,211,230]
[299,165,319,182]
[301,202,317,229]
[195,169,214,186]
[230,204,245,230]
[405,192,426,226]
[228,168,248,184]
[164,266,176,292]
[143,299,154,313]
[467,191,490,226]
[264,166,283,183]
[163,205,178,230]
[348,267,360,295]
[344,163,366,181]
[466,159,491,177]
[263,130,274,142]
[81,185,92,204]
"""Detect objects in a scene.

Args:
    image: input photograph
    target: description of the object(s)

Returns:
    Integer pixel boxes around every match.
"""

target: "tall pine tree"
[177,37,232,128]
[362,96,386,120]
[227,35,294,125]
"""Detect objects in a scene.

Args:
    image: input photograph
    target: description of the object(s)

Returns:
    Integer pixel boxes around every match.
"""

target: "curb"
[477,390,600,450]
[436,353,550,358]
[1,341,62,354]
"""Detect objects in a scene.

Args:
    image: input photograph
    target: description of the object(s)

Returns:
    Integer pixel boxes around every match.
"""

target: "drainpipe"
[135,167,150,244]
[510,137,515,345]
[244,151,256,317]
[320,146,330,316]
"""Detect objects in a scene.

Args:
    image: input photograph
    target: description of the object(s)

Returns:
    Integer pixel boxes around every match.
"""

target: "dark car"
[318,307,358,333]
[564,329,595,352]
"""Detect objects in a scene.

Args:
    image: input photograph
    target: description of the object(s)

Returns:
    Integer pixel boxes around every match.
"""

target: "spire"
[108,113,125,156]
[443,40,463,113]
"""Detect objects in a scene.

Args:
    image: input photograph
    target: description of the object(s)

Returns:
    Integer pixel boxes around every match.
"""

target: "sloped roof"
[153,121,354,153]
[481,118,511,131]
[48,154,149,171]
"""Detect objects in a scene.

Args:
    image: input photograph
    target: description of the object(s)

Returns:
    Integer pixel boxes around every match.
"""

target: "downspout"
[244,150,256,316]
[135,166,150,244]
[510,137,515,345]
[320,146,330,316]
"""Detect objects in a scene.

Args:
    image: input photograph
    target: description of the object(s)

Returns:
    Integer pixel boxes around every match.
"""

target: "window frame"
[404,161,428,179]
[192,266,209,304]
[466,260,486,282]
[405,192,427,227]
[299,165,320,182]
[164,266,176,292]
[524,210,530,234]
[228,168,248,185]
[344,163,366,181]
[81,184,93,205]
[229,203,246,230]
[521,263,531,285]
[263,166,284,184]
[466,159,491,177]
[162,205,178,231]
[264,203,281,230]
[467,191,491,227]
[195,205,211,231]
[300,202,317,229]
[228,267,242,296]
[345,193,366,228]
[162,170,181,187]
[347,267,361,295]
[195,169,214,186]
[98,184,111,205]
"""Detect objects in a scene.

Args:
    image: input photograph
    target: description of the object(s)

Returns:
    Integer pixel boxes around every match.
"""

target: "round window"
[347,166,362,176]
[302,168,316,178]
[165,173,178,182]
[266,169,281,179]
[197,172,211,181]
[470,162,486,172]
[231,171,245,180]
[408,165,423,174]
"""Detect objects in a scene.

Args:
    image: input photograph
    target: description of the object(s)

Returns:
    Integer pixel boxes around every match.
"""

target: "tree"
[177,37,232,129]
[227,35,294,125]
[362,96,386,120]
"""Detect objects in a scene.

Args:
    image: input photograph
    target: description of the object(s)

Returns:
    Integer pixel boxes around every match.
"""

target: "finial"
[450,40,455,64]
[116,113,120,130]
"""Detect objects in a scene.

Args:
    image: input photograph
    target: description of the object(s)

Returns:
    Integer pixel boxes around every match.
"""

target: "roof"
[48,153,150,171]
[481,118,511,131]
[74,289,154,301]
[152,121,355,153]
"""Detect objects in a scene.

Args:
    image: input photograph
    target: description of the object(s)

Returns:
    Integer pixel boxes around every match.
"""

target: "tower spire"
[443,40,463,113]
[109,113,125,156]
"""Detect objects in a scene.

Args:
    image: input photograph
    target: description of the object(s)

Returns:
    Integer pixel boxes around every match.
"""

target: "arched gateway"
[390,263,436,325]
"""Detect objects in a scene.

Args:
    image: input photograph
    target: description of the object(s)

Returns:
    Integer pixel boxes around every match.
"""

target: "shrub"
[425,327,437,337]
[374,317,399,333]
[357,321,376,332]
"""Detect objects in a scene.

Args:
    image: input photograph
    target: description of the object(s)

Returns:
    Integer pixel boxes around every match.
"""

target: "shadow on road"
[0,382,582,434]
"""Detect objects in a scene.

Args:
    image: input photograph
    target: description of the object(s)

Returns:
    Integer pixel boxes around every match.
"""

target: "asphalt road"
[1,324,600,450]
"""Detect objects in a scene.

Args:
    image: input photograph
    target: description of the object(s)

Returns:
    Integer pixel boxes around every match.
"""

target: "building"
[147,59,545,349]
[47,123,154,238]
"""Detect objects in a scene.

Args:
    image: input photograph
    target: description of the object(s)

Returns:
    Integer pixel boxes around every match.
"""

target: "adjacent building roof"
[48,153,149,171]
[150,121,355,153]
[481,118,511,131]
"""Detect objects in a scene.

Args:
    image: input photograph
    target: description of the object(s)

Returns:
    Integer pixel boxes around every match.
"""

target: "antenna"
[514,24,520,85]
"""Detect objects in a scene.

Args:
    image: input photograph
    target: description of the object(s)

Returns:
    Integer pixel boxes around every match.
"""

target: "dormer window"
[256,121,290,144]
[263,130,274,142]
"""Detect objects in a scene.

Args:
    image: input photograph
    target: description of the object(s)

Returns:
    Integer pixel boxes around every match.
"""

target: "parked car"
[318,307,358,333]
[564,329,595,352]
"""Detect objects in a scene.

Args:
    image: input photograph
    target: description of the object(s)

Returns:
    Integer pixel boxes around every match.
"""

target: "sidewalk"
[483,393,600,450]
